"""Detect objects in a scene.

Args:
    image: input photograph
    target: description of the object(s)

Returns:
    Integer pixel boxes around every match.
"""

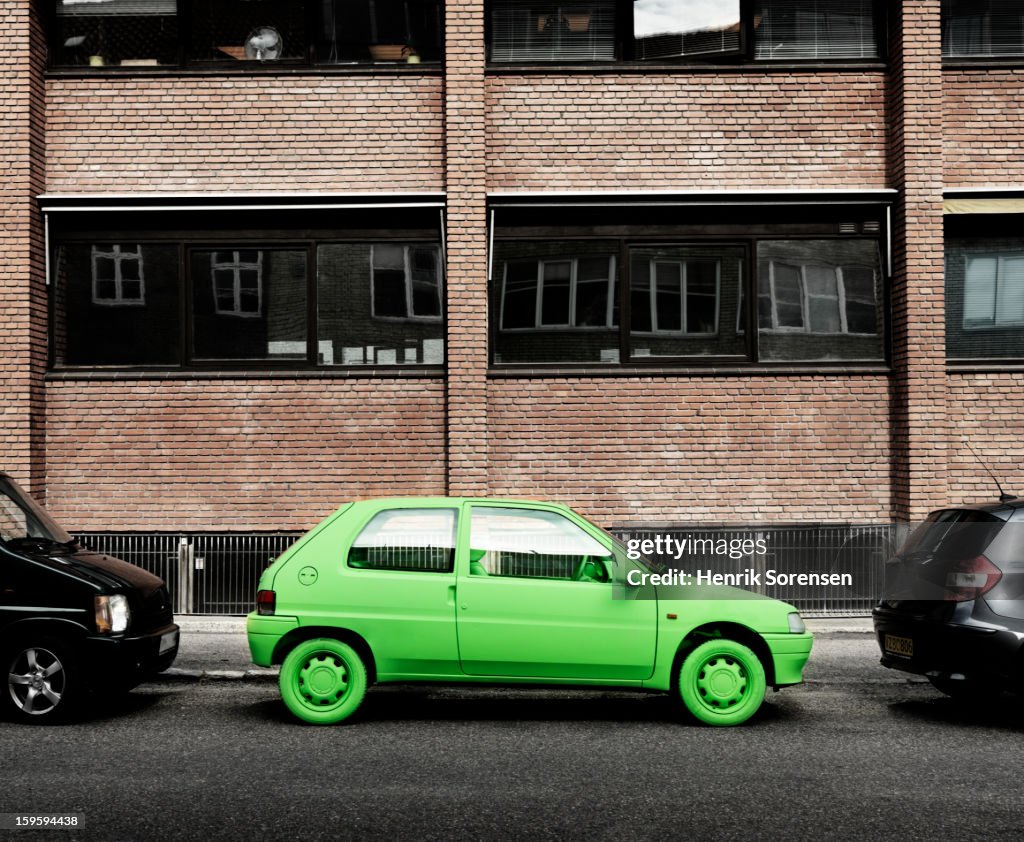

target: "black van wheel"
[3,638,80,723]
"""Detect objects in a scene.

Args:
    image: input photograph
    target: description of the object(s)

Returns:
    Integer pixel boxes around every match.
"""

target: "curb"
[159,667,278,683]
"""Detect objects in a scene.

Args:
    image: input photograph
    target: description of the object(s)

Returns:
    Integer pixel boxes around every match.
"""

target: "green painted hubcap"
[695,654,748,710]
[298,654,349,707]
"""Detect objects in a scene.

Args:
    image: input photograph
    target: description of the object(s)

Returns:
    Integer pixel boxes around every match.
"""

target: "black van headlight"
[95,594,130,634]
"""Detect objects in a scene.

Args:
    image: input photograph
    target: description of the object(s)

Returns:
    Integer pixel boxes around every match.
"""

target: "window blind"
[58,0,176,16]
[942,0,1024,57]
[754,0,879,60]
[490,0,616,62]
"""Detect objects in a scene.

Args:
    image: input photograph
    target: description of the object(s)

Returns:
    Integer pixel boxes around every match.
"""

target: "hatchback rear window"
[347,508,457,573]
[900,509,1004,560]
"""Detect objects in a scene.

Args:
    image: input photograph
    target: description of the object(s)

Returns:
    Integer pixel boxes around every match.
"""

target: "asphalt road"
[1,635,1022,842]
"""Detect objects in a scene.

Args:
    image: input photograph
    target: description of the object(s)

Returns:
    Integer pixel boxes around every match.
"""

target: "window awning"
[944,198,1024,215]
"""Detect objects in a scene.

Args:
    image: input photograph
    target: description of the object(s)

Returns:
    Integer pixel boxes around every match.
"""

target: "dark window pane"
[634,0,741,59]
[492,241,619,363]
[540,261,571,326]
[53,0,179,67]
[317,0,443,63]
[654,262,682,331]
[53,243,180,366]
[410,247,442,317]
[754,0,880,59]
[190,0,308,62]
[192,249,306,361]
[318,243,445,366]
[947,238,1024,359]
[943,0,1024,57]
[374,270,409,317]
[490,0,616,62]
[758,239,884,362]
[629,246,741,359]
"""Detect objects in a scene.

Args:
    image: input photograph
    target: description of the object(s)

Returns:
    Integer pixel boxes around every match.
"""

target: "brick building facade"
[2,1,1022,549]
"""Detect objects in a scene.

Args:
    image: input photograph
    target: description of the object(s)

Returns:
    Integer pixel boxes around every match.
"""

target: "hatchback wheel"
[678,638,767,726]
[279,638,368,725]
[4,639,78,723]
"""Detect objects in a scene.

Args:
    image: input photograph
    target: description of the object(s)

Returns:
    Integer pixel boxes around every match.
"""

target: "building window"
[489,0,617,62]
[52,229,445,369]
[755,240,883,362]
[318,243,445,366]
[487,0,882,63]
[52,0,179,67]
[947,239,1024,360]
[633,0,741,60]
[49,0,444,68]
[491,230,886,367]
[317,0,443,64]
[942,0,1024,58]
[54,243,180,366]
[91,244,146,305]
[753,0,880,60]
[371,245,443,322]
[211,250,263,317]
[499,255,616,330]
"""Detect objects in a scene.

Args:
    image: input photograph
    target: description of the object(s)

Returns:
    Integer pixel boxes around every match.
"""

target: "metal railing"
[76,532,301,616]
[76,524,903,616]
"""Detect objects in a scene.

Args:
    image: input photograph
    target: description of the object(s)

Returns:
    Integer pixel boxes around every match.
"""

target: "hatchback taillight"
[944,555,1002,602]
[257,589,276,616]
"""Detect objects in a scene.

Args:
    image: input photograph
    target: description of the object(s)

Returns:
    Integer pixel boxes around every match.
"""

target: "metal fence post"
[176,538,194,615]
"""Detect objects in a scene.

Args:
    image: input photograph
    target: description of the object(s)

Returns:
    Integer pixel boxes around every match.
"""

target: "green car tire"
[678,639,766,726]
[279,638,368,725]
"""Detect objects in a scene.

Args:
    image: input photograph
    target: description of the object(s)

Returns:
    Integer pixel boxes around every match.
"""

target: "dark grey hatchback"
[874,499,1024,699]
[0,472,178,722]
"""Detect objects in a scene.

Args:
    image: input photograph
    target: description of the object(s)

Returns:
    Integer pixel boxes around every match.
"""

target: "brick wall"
[45,75,444,193]
[444,0,490,495]
[888,0,949,522]
[488,377,892,525]
[0,0,46,496]
[486,72,888,190]
[947,373,1024,506]
[44,378,447,531]
[944,68,1024,186]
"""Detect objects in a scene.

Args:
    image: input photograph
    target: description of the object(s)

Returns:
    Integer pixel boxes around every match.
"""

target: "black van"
[0,472,178,722]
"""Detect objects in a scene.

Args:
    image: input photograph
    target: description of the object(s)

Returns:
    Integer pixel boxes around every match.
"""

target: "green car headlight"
[788,612,806,634]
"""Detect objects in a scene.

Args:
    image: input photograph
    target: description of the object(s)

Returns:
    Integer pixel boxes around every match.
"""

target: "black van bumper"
[82,623,180,687]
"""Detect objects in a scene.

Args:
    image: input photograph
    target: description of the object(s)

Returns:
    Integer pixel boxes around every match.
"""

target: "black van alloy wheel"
[5,639,77,722]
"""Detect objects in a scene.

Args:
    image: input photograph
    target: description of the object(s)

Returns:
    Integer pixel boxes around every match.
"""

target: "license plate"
[884,634,913,658]
[159,630,179,655]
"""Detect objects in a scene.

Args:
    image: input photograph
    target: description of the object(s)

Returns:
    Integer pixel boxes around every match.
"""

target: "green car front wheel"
[678,639,767,726]
[279,638,368,725]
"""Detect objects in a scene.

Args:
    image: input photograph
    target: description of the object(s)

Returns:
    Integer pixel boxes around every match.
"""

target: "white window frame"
[91,244,145,306]
[370,244,443,323]
[962,252,1024,330]
[211,250,263,318]
[760,259,877,336]
[499,255,617,331]
[633,258,720,336]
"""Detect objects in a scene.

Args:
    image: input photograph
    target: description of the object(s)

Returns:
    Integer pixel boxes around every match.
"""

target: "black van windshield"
[0,476,73,547]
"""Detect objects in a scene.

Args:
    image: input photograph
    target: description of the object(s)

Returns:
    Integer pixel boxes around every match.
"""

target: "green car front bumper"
[764,632,814,686]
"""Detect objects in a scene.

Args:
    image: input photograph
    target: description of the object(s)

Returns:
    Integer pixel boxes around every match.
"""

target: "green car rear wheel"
[678,639,766,726]
[279,638,368,725]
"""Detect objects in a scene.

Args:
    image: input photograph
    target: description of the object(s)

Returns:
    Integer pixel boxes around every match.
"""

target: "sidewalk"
[161,614,874,683]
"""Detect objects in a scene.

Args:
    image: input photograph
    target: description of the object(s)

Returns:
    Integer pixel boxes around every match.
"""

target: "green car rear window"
[347,508,457,573]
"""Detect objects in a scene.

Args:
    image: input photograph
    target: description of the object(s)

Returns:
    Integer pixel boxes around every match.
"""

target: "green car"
[248,498,813,727]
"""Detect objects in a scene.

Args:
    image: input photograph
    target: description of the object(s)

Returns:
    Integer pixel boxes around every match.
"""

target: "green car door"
[455,503,657,680]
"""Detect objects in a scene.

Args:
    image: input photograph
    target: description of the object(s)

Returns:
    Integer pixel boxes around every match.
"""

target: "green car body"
[247,497,813,726]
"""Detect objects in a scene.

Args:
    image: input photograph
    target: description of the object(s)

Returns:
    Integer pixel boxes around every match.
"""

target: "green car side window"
[347,508,458,573]
[468,507,612,582]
